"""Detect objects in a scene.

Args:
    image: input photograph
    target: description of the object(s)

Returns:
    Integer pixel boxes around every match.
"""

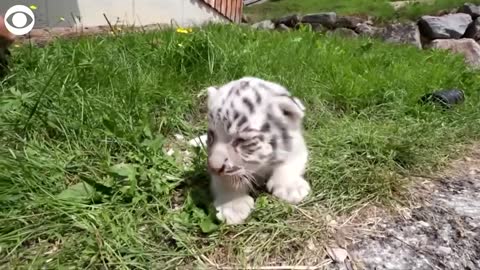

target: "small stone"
[384,262,398,268]
[437,246,452,255]
[251,20,275,30]
[174,134,184,140]
[301,12,337,28]
[188,134,207,147]
[325,246,348,263]
[418,221,431,227]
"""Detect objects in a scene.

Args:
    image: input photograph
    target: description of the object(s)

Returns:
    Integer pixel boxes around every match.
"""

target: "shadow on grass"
[174,148,223,231]
[180,163,214,214]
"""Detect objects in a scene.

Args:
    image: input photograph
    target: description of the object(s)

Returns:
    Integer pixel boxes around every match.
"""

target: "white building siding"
[0,0,228,28]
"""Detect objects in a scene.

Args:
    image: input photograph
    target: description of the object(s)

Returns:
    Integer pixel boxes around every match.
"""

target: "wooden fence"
[202,0,243,23]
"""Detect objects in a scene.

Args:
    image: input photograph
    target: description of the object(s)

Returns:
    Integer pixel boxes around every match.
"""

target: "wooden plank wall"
[202,0,243,23]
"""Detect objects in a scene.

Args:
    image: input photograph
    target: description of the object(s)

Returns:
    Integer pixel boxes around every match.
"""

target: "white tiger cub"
[205,76,310,225]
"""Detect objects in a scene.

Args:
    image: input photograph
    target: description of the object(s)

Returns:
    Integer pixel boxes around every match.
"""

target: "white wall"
[0,0,228,28]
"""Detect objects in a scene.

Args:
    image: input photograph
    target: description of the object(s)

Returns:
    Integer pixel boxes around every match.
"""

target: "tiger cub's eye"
[232,137,246,147]
[207,130,215,146]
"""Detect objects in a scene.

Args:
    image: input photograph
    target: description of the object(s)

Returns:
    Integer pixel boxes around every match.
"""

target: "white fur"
[266,132,310,204]
[211,175,255,224]
[206,77,310,225]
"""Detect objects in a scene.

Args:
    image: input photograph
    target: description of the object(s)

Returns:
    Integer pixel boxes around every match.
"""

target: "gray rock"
[335,15,364,29]
[301,12,337,28]
[380,22,422,48]
[356,22,381,37]
[339,150,480,270]
[276,23,290,31]
[251,20,275,30]
[430,38,480,69]
[463,17,480,40]
[273,14,301,28]
[437,246,453,255]
[327,28,359,38]
[418,13,472,39]
[309,23,328,33]
[458,3,480,19]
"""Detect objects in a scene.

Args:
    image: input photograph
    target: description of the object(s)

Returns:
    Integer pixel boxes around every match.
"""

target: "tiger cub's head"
[205,77,306,187]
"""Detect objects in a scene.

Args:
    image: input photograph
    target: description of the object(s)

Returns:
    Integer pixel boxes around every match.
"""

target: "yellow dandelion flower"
[14,44,21,48]
[29,5,37,10]
[176,28,190,34]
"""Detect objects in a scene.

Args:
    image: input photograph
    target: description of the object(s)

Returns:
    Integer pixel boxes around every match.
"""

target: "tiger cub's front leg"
[266,156,310,204]
[211,175,255,225]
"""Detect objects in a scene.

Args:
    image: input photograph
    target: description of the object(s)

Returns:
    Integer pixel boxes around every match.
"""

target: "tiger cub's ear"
[207,86,218,98]
[275,95,305,124]
[206,86,218,108]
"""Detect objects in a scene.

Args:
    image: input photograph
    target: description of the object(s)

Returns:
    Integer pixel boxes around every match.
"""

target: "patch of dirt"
[328,146,480,270]
[13,24,170,47]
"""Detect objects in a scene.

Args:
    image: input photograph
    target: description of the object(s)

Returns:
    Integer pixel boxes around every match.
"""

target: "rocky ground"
[325,145,480,270]
[251,2,480,70]
[10,23,168,47]
[7,3,480,72]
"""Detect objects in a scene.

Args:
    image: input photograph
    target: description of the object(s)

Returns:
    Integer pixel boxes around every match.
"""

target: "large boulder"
[380,22,422,48]
[458,3,480,19]
[418,13,472,39]
[429,38,480,69]
[301,12,337,28]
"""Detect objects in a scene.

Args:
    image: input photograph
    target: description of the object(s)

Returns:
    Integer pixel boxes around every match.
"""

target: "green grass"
[245,0,480,22]
[1,24,480,268]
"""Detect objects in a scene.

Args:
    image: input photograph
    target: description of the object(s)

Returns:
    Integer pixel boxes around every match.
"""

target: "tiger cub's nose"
[208,158,227,174]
